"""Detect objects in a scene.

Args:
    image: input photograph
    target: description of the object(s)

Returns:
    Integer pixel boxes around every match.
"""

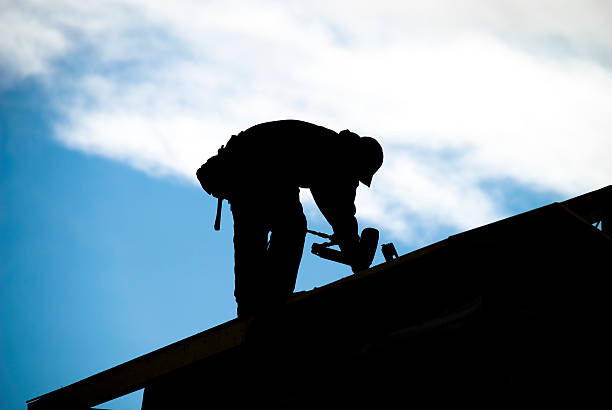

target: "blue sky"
[1,1,611,409]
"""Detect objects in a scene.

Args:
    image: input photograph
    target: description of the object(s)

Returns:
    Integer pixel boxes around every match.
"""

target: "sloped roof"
[27,185,611,409]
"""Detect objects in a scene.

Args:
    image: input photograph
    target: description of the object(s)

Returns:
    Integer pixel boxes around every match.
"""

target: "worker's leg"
[231,200,269,317]
[267,194,307,302]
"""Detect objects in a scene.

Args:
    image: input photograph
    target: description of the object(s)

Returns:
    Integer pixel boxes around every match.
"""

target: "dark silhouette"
[26,185,612,409]
[196,120,383,317]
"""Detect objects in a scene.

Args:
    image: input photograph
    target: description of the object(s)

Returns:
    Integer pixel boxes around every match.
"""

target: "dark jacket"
[225,120,361,253]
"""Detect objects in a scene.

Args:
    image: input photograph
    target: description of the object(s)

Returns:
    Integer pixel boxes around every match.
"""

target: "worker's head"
[356,136,383,187]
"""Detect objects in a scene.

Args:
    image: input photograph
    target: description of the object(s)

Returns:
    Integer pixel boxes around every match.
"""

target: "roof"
[27,185,611,409]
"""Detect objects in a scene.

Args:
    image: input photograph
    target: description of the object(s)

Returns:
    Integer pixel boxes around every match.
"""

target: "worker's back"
[225,120,361,190]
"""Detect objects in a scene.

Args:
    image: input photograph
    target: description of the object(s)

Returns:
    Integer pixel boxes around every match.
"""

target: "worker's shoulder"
[245,119,337,136]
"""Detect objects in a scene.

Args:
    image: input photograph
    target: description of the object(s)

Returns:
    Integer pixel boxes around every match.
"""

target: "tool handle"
[307,229,334,240]
[214,198,222,231]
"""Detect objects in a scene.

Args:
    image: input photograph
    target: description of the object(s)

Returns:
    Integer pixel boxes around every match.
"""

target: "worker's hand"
[350,254,367,273]
[327,233,339,245]
[336,235,361,273]
[350,228,379,273]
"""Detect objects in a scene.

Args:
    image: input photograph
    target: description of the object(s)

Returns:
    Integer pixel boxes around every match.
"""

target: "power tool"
[307,227,380,272]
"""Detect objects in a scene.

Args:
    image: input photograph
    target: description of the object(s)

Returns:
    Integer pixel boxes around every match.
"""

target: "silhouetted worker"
[197,120,383,317]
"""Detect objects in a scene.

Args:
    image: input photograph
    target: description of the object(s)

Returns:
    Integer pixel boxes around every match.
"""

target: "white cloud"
[2,0,611,244]
[0,6,68,79]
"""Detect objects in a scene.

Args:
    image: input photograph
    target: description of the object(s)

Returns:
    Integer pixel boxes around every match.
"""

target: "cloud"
[0,3,68,81]
[2,0,611,244]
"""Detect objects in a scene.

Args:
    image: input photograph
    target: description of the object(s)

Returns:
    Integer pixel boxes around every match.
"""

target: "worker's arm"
[310,180,361,271]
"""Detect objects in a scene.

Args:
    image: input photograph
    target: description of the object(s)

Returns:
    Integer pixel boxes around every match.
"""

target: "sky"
[1,1,611,409]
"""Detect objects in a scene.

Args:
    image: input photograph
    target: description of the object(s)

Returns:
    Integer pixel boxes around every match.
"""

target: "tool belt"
[196,144,236,230]
[196,144,234,200]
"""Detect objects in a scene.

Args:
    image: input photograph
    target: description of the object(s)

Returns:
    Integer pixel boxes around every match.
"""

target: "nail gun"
[307,227,380,272]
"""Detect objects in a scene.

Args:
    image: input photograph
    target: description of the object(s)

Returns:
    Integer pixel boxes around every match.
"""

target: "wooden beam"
[27,185,612,409]
[562,185,611,226]
[27,318,251,409]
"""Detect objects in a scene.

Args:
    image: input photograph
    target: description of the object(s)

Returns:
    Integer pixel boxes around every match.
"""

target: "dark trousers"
[230,190,306,317]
